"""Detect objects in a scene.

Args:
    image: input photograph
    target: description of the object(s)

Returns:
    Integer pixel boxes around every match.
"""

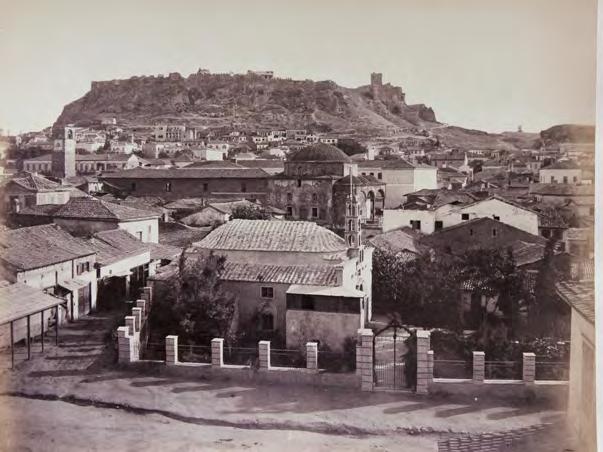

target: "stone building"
[186,215,373,351]
[266,143,385,232]
[51,126,76,178]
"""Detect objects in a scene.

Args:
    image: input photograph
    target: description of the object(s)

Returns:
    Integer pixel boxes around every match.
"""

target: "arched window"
[286,192,293,202]
[311,193,318,202]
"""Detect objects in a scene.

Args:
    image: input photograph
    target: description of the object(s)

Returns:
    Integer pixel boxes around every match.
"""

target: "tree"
[528,241,571,338]
[457,248,528,345]
[336,138,367,156]
[372,249,463,331]
[230,204,270,220]
[162,250,238,345]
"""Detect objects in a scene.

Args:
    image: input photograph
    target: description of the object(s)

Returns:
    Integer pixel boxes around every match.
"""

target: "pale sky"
[0,0,597,134]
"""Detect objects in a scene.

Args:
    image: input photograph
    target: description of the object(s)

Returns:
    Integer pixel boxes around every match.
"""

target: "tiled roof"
[556,281,594,324]
[288,143,351,163]
[570,260,594,281]
[7,172,67,192]
[195,219,347,253]
[185,161,245,169]
[0,282,67,324]
[334,174,384,186]
[529,183,594,196]
[53,197,159,221]
[542,160,580,170]
[75,153,132,162]
[87,230,148,266]
[368,228,423,255]
[147,242,181,261]
[220,262,339,286]
[238,160,285,169]
[358,159,415,169]
[17,204,62,217]
[0,224,95,270]
[101,167,269,179]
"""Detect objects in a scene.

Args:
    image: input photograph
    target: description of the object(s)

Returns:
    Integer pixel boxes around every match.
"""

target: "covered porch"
[0,282,68,369]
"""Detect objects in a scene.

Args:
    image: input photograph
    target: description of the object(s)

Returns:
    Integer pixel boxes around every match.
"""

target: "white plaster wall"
[567,310,596,450]
[286,309,362,351]
[382,209,436,233]
[444,199,539,235]
[98,251,150,279]
[413,167,438,192]
[539,168,582,184]
[118,218,159,243]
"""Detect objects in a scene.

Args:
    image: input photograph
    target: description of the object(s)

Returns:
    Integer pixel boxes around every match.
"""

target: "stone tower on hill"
[52,126,76,178]
[370,72,383,98]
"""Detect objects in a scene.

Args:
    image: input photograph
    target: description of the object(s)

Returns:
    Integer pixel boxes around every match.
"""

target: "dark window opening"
[461,213,470,220]
[203,183,208,192]
[131,182,136,191]
[493,215,500,221]
[241,182,247,193]
[286,192,293,202]
[260,313,274,330]
[410,220,421,230]
[165,182,172,192]
[261,286,274,298]
[434,221,443,231]
[311,207,318,218]
[492,228,497,237]
[469,228,474,236]
[297,179,302,187]
[377,172,382,180]
[286,206,293,216]
[301,296,315,311]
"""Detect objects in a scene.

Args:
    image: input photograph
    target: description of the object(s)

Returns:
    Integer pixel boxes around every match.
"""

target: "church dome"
[288,143,351,163]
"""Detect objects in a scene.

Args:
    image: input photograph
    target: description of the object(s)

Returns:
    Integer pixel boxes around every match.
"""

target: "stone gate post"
[357,328,374,391]
[416,330,431,395]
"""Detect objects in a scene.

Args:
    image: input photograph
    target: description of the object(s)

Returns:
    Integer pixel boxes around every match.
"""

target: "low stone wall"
[159,362,360,389]
[429,379,568,404]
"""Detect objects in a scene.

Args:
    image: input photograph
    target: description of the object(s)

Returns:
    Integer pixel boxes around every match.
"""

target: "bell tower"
[344,170,362,255]
[52,126,76,178]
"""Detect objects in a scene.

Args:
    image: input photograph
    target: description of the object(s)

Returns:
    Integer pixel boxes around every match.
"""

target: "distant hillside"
[52,70,592,152]
[540,124,595,145]
[54,71,438,136]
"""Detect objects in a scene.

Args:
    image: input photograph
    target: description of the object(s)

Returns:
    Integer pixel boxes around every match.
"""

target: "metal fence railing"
[433,359,472,379]
[223,346,259,366]
[484,360,523,380]
[143,341,166,361]
[270,348,306,368]
[318,350,356,373]
[178,344,212,364]
[535,360,569,381]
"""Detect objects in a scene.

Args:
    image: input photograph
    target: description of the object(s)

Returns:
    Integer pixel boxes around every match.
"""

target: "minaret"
[344,168,362,255]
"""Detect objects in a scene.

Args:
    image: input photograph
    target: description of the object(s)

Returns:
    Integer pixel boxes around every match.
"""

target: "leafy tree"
[457,248,528,344]
[158,250,238,345]
[230,204,270,220]
[336,138,367,156]
[372,249,463,331]
[528,240,571,338]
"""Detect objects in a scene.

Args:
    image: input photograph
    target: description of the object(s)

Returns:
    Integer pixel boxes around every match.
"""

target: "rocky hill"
[53,70,590,151]
[54,71,437,136]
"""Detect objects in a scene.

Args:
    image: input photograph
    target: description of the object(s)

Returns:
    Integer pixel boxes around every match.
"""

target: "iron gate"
[373,319,411,390]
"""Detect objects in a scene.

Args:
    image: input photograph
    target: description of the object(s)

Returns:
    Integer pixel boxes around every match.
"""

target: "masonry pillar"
[131,307,142,332]
[356,328,374,391]
[306,342,318,371]
[124,275,131,299]
[125,315,136,335]
[427,350,434,383]
[522,352,536,383]
[142,286,153,307]
[136,299,146,317]
[473,351,485,383]
[211,338,224,368]
[165,335,178,365]
[258,340,270,370]
[117,326,134,363]
[416,330,431,395]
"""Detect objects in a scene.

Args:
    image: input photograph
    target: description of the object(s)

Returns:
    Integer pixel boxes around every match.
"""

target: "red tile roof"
[220,262,339,285]
[101,167,269,179]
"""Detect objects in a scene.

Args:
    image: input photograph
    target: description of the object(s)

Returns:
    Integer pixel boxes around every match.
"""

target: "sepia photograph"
[0,1,598,451]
